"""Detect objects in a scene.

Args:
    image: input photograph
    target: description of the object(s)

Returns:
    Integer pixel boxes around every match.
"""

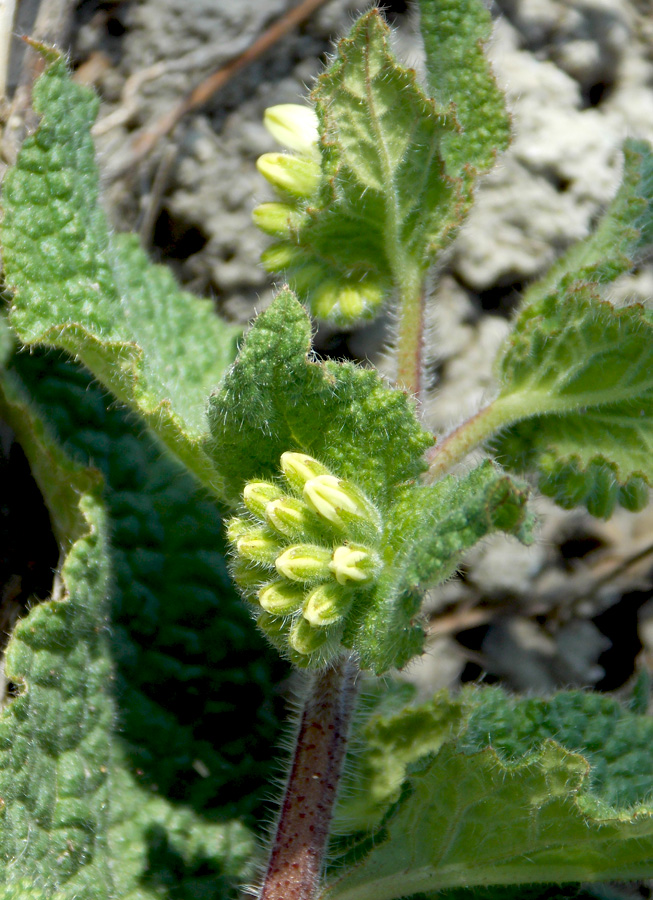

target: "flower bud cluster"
[227,452,383,665]
[252,104,387,327]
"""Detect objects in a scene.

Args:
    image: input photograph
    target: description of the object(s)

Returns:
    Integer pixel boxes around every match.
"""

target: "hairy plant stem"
[395,271,426,401]
[258,655,360,900]
[424,393,532,482]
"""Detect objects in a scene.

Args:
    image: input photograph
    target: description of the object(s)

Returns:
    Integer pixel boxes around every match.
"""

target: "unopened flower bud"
[252,202,299,237]
[230,558,266,593]
[236,529,282,566]
[275,544,331,582]
[312,278,386,325]
[329,544,380,585]
[259,581,305,615]
[280,452,330,492]
[304,474,379,531]
[303,583,352,627]
[289,617,330,655]
[257,153,320,199]
[265,497,317,539]
[243,481,284,520]
[226,516,252,544]
[261,242,304,272]
[264,104,319,158]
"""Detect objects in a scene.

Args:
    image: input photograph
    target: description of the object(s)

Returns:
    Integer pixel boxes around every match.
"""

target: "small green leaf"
[522,140,653,307]
[419,0,511,194]
[490,288,653,516]
[1,57,239,496]
[254,10,462,327]
[325,687,653,900]
[353,460,533,673]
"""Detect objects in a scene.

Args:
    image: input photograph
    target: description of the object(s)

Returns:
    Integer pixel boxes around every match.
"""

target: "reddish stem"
[258,655,360,900]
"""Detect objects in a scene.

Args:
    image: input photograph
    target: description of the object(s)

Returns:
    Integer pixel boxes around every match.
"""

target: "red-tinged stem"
[258,655,360,900]
[395,271,426,403]
[424,392,538,482]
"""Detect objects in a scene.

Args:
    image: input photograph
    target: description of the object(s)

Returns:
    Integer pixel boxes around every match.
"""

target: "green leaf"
[489,288,653,517]
[1,57,239,496]
[0,492,114,898]
[521,140,653,307]
[353,460,533,673]
[256,10,462,327]
[419,0,511,193]
[325,687,653,900]
[208,290,433,508]
[1,345,285,896]
[10,347,286,823]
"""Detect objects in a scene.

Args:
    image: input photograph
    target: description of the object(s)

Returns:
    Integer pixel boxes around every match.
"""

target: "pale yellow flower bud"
[303,583,352,627]
[304,474,379,530]
[275,544,332,582]
[280,452,330,492]
[329,544,380,585]
[265,497,317,539]
[252,202,299,237]
[289,617,330,655]
[260,242,304,272]
[243,481,284,520]
[257,152,320,199]
[264,104,319,158]
[236,529,282,566]
[259,581,305,615]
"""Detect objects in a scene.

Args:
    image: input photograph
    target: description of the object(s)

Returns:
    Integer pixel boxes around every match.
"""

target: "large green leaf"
[1,56,239,496]
[490,288,653,517]
[0,489,114,898]
[0,347,285,896]
[325,687,653,900]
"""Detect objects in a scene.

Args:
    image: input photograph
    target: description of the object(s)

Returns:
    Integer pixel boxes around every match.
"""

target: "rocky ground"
[2,0,653,701]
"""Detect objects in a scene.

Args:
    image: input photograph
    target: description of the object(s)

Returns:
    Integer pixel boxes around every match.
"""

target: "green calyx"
[227,452,383,667]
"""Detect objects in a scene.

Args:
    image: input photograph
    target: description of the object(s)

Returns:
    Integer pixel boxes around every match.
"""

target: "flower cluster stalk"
[258,655,360,900]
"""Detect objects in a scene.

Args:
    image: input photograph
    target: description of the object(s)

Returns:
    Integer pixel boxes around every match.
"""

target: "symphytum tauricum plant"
[0,1,652,899]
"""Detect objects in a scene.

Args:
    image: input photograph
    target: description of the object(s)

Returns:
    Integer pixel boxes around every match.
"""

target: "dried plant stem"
[258,655,360,900]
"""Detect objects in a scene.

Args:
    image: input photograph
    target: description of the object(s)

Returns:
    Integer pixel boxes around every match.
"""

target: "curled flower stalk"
[227,452,383,668]
[252,104,389,327]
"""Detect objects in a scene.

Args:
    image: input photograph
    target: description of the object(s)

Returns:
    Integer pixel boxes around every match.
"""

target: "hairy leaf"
[522,140,653,307]
[419,0,511,195]
[208,290,433,508]
[326,687,653,900]
[257,10,462,326]
[353,460,533,672]
[1,57,239,496]
[0,492,114,898]
[0,347,285,895]
[490,288,653,516]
